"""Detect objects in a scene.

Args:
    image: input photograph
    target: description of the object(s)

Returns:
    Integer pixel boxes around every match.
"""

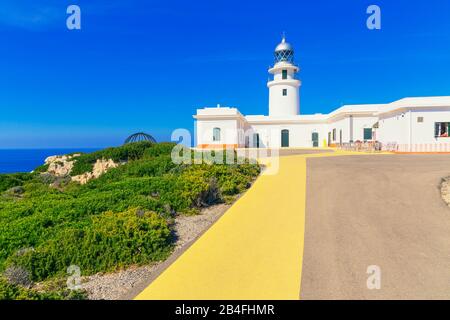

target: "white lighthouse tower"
[268,35,301,116]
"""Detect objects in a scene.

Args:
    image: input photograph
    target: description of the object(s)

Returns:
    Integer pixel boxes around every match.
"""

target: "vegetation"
[0,277,85,300]
[0,173,33,193]
[70,141,171,176]
[0,142,260,299]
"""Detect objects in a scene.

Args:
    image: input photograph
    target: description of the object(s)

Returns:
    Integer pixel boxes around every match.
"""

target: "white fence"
[339,142,450,153]
[388,143,450,153]
[339,141,382,152]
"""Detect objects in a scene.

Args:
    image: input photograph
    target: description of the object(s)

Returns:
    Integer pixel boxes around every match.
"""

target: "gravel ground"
[81,203,231,300]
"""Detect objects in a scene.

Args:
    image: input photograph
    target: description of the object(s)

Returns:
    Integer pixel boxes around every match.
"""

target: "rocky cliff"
[44,154,118,185]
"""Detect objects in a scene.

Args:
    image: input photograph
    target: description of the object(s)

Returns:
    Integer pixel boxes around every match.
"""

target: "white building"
[194,36,450,152]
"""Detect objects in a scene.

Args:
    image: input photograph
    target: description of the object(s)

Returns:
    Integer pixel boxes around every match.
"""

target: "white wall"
[377,108,450,146]
[327,117,349,144]
[377,111,410,146]
[410,109,450,144]
[196,111,450,149]
[196,119,239,146]
[268,82,300,117]
[351,116,379,142]
[326,115,378,144]
[250,123,328,148]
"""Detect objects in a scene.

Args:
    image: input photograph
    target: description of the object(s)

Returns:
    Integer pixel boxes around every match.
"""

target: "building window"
[435,122,450,137]
[363,128,373,141]
[417,117,424,123]
[213,127,221,141]
[282,89,287,96]
[332,129,336,141]
[282,69,288,80]
[281,129,289,147]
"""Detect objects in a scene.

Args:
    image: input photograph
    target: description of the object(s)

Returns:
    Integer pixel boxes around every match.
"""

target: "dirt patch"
[441,177,450,207]
[80,265,159,300]
[173,204,230,250]
[81,203,231,300]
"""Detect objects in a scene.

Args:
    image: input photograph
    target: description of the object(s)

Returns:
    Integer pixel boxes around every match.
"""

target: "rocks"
[45,155,78,177]
[39,173,57,184]
[441,177,450,206]
[81,265,160,300]
[43,154,118,185]
[173,203,229,250]
[51,175,72,189]
[72,159,118,185]
[4,266,33,288]
[4,186,25,198]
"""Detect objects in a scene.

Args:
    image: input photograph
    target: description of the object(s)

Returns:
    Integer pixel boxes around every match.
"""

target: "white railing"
[390,143,450,153]
[339,141,382,152]
[339,142,450,153]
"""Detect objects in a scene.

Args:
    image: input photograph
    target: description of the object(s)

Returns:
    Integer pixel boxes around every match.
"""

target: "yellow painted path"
[135,151,375,300]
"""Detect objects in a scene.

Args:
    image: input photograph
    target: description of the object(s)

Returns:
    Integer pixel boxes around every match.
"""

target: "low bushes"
[0,173,33,193]
[0,277,85,300]
[70,141,160,176]
[6,208,172,281]
[0,142,260,298]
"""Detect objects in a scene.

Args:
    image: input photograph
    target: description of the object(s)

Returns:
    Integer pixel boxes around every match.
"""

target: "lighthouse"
[268,35,301,116]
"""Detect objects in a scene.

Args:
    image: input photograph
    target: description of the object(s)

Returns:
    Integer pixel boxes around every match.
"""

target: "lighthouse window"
[282,89,287,96]
[213,127,221,141]
[282,69,288,80]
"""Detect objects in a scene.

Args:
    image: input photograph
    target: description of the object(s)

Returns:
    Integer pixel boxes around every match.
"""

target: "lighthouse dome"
[275,37,293,52]
[274,35,294,63]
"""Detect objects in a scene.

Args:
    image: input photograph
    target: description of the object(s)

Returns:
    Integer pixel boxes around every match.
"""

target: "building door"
[339,130,342,145]
[281,130,289,147]
[253,133,260,148]
[363,128,373,141]
[328,132,331,146]
[312,132,319,147]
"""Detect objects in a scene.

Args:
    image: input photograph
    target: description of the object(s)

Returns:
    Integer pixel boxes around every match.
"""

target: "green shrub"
[0,142,260,294]
[33,164,49,173]
[0,173,33,193]
[70,161,94,176]
[0,277,85,300]
[143,142,177,158]
[5,208,172,281]
[70,141,156,176]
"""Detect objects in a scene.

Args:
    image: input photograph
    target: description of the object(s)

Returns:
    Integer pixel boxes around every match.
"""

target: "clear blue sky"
[1,0,450,148]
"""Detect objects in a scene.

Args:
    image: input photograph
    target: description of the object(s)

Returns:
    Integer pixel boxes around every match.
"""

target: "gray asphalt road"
[301,154,450,300]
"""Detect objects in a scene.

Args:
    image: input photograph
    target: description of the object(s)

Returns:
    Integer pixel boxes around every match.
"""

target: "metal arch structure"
[124,132,157,144]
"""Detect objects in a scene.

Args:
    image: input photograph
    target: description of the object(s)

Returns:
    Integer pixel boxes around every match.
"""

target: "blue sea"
[0,149,99,174]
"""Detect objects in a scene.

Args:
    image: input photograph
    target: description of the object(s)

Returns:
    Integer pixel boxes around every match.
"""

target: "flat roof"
[195,96,450,122]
